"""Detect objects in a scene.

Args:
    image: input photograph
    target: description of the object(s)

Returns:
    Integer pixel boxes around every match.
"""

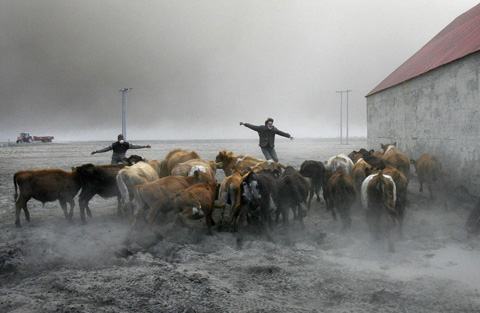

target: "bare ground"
[1,140,480,312]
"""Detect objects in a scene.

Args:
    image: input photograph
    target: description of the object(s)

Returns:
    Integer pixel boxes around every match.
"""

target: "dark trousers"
[261,146,279,162]
[111,153,127,165]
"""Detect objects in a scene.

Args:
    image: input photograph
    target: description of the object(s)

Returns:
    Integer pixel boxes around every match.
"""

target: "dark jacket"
[95,141,147,164]
[243,123,291,148]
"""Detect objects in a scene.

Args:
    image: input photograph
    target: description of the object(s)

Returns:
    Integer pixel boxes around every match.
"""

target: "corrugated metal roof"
[367,3,480,96]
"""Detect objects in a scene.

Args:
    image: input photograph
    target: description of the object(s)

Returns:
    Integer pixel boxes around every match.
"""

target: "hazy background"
[0,0,477,141]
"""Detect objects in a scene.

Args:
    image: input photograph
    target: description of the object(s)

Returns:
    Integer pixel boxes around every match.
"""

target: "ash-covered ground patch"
[1,140,480,312]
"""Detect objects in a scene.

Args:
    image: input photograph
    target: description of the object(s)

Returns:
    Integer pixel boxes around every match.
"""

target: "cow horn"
[216,161,224,168]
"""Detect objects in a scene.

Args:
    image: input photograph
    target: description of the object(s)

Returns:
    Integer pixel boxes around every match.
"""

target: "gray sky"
[0,0,477,141]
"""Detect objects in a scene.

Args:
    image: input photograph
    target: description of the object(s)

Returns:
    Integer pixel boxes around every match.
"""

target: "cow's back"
[15,169,79,202]
[382,148,410,178]
[171,159,216,183]
[161,149,201,176]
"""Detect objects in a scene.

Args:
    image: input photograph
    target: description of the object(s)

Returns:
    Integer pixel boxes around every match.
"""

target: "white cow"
[116,160,161,217]
[325,154,354,175]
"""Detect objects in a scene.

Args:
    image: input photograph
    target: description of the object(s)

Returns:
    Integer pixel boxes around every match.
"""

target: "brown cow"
[380,143,410,179]
[133,171,211,225]
[361,171,398,252]
[170,158,217,184]
[215,150,274,176]
[116,160,162,217]
[13,169,81,227]
[324,169,356,230]
[412,153,442,199]
[159,149,200,177]
[299,160,326,209]
[351,158,373,195]
[348,148,370,163]
[218,171,248,231]
[170,182,218,234]
[382,166,408,236]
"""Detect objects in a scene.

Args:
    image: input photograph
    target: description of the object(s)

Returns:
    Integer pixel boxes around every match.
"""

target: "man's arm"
[91,145,112,155]
[128,143,151,149]
[240,122,261,132]
[274,128,292,139]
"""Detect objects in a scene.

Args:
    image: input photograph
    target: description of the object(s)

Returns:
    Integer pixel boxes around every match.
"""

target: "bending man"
[240,118,293,162]
[91,134,151,164]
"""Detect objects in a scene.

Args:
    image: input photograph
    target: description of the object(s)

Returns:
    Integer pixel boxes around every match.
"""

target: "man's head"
[117,134,124,143]
[265,118,274,129]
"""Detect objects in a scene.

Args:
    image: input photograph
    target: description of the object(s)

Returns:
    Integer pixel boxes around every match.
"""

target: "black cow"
[299,160,325,209]
[275,166,309,225]
[74,155,143,223]
[241,170,278,230]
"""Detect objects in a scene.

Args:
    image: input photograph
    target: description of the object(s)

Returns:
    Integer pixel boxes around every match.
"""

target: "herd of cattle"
[12,144,443,252]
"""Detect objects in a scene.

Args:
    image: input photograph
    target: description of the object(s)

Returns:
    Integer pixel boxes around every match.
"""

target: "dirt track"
[1,140,480,312]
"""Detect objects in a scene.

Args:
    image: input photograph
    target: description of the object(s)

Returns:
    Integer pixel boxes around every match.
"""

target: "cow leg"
[15,196,28,227]
[205,209,215,235]
[116,196,122,217]
[387,229,395,253]
[387,216,396,253]
[67,199,75,220]
[229,205,241,232]
[86,205,92,218]
[274,207,279,224]
[23,205,31,222]
[316,184,322,202]
[397,203,405,239]
[428,184,434,200]
[339,207,350,230]
[22,197,31,223]
[282,206,289,225]
[314,182,322,202]
[330,205,337,221]
[297,203,306,227]
[419,181,423,193]
[262,202,272,229]
[59,199,70,220]
[307,185,314,210]
[79,190,94,224]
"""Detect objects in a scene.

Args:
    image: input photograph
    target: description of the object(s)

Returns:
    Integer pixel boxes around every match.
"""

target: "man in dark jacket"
[240,118,293,162]
[91,134,151,164]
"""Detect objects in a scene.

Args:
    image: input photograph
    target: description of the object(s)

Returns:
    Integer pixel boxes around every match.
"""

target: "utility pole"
[119,88,132,140]
[345,89,352,145]
[336,89,352,145]
[336,90,344,144]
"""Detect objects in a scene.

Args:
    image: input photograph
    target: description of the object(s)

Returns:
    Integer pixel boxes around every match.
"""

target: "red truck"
[16,133,54,143]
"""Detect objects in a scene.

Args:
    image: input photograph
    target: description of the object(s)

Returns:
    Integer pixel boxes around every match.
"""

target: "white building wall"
[367,52,480,193]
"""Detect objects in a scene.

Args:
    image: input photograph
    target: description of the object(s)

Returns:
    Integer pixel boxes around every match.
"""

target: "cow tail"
[13,173,18,202]
[116,172,129,204]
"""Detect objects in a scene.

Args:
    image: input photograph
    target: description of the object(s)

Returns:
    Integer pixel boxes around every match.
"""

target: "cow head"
[380,142,397,152]
[173,192,204,220]
[215,150,237,176]
[127,155,145,165]
[242,172,262,203]
[215,150,235,165]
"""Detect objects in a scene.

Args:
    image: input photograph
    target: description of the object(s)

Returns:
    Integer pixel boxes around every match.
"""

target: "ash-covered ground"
[1,139,480,313]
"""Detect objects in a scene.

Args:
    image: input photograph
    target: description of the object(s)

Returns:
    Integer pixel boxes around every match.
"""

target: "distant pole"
[345,89,351,145]
[336,91,344,144]
[119,88,131,140]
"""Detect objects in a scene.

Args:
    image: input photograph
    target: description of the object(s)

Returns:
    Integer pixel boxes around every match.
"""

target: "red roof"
[367,3,480,96]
